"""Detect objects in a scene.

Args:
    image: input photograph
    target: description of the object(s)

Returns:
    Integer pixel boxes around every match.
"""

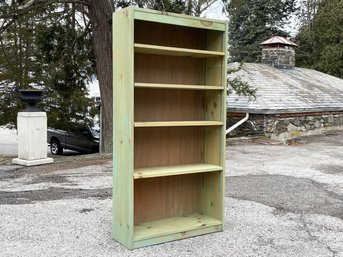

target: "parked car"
[47,122,99,155]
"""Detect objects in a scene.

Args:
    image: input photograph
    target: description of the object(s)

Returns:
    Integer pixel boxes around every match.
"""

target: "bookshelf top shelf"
[134,43,225,58]
[133,7,227,31]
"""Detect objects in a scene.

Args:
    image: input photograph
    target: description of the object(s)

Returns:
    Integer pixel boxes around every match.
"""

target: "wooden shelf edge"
[133,8,227,32]
[134,43,225,58]
[134,121,223,127]
[134,83,224,90]
[134,163,222,179]
[133,213,222,242]
[133,224,222,249]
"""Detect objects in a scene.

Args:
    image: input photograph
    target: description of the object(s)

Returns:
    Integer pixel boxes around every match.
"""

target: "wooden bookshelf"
[113,7,227,249]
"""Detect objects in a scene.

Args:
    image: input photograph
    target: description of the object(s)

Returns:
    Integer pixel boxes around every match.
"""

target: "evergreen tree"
[297,0,322,27]
[0,1,42,125]
[0,2,97,129]
[296,0,343,78]
[227,0,297,62]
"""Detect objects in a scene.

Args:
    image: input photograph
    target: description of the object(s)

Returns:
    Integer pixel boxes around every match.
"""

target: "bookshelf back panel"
[135,89,204,121]
[135,20,204,49]
[135,20,223,51]
[206,30,224,52]
[134,127,203,169]
[134,174,201,224]
[135,53,205,84]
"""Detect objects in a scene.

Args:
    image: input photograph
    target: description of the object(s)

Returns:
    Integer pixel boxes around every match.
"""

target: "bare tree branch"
[0,0,89,35]
[199,0,217,13]
[107,0,115,12]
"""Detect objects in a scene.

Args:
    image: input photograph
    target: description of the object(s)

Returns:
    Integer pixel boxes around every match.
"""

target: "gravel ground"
[0,131,343,256]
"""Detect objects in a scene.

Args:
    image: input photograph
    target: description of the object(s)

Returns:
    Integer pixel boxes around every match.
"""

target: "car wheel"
[51,139,63,155]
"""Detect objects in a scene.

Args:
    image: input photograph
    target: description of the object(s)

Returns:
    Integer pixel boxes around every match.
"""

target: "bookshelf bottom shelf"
[133,213,222,248]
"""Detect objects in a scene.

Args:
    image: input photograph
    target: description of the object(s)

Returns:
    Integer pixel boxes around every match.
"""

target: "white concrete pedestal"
[12,112,53,166]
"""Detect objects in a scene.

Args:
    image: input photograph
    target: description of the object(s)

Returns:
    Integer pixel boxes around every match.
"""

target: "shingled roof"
[227,63,343,114]
[260,36,298,47]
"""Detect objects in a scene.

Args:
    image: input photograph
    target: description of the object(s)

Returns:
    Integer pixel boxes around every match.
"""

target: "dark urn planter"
[13,88,45,112]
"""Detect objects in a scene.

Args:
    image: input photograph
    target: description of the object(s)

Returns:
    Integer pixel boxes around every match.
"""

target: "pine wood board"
[133,213,222,241]
[134,43,224,58]
[134,121,223,127]
[133,7,226,31]
[112,8,134,249]
[134,164,222,179]
[134,83,224,90]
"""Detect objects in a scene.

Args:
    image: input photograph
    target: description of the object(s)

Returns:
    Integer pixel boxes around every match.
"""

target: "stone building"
[227,36,343,141]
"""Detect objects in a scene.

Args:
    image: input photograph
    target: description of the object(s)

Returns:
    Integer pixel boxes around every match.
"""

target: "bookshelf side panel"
[199,172,223,221]
[219,23,228,222]
[113,8,134,249]
[202,25,228,222]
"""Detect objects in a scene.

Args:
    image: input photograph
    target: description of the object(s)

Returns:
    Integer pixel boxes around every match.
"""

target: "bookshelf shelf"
[134,83,224,90]
[133,213,222,248]
[134,43,224,58]
[134,121,223,128]
[134,163,222,179]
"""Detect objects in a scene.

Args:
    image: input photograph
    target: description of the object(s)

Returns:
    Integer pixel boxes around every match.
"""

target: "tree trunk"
[88,0,113,153]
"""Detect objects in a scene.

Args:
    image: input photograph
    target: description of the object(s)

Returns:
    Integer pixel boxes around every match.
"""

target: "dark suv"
[47,122,99,155]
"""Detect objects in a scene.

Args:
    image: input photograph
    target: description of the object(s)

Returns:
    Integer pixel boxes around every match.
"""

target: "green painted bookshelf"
[113,7,227,249]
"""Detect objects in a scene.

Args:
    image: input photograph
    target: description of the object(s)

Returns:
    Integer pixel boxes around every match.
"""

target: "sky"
[87,76,100,98]
[200,0,228,20]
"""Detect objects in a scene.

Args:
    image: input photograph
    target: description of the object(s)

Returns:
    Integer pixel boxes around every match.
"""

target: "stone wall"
[227,112,343,141]
[261,48,295,69]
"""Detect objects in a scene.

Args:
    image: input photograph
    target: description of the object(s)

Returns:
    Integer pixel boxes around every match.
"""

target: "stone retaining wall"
[227,112,343,141]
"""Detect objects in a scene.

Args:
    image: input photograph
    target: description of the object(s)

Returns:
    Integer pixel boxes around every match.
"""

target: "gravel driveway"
[0,131,342,257]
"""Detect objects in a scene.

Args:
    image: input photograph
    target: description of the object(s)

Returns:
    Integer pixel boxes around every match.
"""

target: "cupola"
[261,36,297,69]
